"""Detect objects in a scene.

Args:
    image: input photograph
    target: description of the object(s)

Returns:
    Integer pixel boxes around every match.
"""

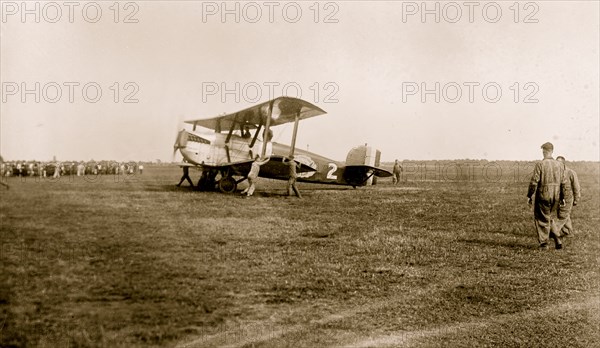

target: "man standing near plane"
[392,160,403,185]
[527,142,566,250]
[242,156,269,197]
[556,156,581,236]
[177,165,194,187]
[283,156,302,198]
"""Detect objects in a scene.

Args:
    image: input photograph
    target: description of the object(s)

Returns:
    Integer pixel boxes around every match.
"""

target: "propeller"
[173,129,189,161]
[172,114,187,162]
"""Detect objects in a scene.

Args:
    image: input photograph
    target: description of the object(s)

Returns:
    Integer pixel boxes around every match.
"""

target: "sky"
[1,1,599,162]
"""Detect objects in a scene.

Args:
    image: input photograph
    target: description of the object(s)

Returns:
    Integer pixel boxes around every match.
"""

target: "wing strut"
[225,145,231,162]
[289,110,300,157]
[225,113,238,144]
[260,100,273,158]
[215,119,222,133]
[249,121,262,149]
[224,113,238,162]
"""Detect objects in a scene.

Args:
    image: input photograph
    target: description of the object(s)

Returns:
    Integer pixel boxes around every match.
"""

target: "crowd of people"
[1,160,144,178]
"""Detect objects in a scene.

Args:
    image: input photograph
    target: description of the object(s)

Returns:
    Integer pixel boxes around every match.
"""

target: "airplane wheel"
[218,176,237,194]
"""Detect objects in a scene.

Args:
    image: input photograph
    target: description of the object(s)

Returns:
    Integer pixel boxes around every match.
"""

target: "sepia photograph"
[1,1,599,347]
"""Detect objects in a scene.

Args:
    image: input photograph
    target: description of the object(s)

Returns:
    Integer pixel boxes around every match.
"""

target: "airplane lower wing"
[191,159,255,176]
[186,156,316,179]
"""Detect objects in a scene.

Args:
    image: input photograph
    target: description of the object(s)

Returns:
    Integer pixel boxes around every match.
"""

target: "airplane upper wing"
[185,97,326,131]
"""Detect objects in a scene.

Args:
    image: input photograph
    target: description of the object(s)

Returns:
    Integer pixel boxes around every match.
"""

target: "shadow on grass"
[147,184,219,193]
[458,238,537,251]
[0,269,28,347]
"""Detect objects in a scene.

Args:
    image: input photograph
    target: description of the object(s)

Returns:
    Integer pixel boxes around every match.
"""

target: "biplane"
[173,97,392,193]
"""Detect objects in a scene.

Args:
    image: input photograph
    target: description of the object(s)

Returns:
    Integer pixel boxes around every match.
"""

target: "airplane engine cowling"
[345,145,382,186]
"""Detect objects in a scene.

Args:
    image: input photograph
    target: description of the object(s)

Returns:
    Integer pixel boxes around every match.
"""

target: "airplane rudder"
[345,145,367,166]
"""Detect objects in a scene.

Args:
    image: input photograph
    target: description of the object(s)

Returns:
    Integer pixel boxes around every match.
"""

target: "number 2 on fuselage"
[327,163,338,180]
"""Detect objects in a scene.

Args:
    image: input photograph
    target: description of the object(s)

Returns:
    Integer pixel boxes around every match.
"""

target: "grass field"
[1,161,599,347]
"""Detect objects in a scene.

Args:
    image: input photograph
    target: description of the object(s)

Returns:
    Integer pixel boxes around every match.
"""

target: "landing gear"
[218,176,237,194]
[195,168,243,194]
[197,169,218,191]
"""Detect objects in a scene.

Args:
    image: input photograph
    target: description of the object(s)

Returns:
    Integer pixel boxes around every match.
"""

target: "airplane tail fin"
[344,145,391,186]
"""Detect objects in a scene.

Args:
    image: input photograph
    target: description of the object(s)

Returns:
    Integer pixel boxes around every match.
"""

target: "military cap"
[541,142,554,151]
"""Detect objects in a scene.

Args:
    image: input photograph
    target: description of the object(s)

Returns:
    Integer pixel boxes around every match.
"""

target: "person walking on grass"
[556,156,581,237]
[527,142,567,250]
[177,165,194,187]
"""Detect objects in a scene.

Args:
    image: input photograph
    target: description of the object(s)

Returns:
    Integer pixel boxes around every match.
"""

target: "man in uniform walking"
[527,142,566,250]
[556,156,581,236]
